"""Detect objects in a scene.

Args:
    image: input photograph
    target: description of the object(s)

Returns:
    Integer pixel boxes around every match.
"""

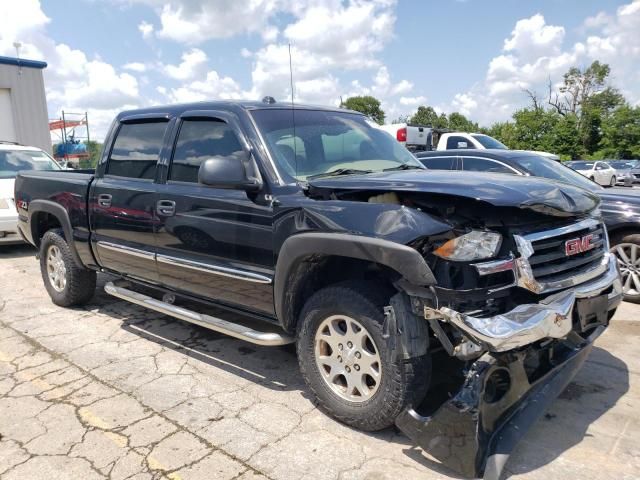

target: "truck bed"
[14,169,95,264]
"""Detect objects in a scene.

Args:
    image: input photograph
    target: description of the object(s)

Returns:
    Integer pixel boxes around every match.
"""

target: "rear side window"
[170,119,244,183]
[421,156,456,170]
[461,156,514,174]
[446,136,472,149]
[107,122,168,179]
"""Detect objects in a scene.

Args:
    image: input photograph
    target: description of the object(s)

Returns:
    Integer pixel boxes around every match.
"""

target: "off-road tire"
[610,233,640,304]
[296,281,431,431]
[39,229,96,307]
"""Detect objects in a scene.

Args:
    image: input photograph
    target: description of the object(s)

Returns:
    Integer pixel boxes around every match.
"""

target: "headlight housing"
[433,230,502,261]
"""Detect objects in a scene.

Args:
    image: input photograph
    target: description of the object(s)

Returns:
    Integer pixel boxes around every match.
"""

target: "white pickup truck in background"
[378,123,560,160]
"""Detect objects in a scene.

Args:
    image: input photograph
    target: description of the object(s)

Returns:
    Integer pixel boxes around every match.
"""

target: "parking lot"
[1,244,639,480]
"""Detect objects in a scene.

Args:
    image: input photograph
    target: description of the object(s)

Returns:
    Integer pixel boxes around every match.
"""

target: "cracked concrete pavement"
[0,244,639,480]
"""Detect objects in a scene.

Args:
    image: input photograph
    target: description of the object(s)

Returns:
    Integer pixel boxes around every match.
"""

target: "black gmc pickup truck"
[15,101,622,479]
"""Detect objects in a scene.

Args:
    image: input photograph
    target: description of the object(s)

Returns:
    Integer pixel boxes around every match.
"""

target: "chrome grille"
[528,223,606,282]
[514,218,609,294]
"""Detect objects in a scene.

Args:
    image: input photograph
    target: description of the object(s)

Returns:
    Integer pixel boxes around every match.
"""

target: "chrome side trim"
[97,241,155,260]
[157,254,272,284]
[104,282,293,346]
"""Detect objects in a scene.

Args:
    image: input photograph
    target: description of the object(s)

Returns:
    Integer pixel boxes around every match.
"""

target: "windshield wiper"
[383,164,424,172]
[307,168,374,180]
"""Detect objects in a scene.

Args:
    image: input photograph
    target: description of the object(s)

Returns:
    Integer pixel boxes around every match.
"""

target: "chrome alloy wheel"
[46,245,67,292]
[314,315,382,402]
[612,243,640,296]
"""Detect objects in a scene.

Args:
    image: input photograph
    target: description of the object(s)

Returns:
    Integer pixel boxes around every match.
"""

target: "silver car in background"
[608,160,640,187]
[0,143,61,244]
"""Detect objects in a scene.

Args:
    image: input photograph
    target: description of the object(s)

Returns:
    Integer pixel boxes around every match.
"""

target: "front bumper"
[425,254,621,352]
[397,255,622,479]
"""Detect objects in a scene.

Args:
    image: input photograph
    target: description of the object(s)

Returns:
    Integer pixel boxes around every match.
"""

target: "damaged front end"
[396,245,622,479]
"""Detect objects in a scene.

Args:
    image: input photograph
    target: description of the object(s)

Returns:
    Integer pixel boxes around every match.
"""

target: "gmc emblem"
[565,234,595,256]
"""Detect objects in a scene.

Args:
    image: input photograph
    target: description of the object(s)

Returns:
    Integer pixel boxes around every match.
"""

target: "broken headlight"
[433,230,502,261]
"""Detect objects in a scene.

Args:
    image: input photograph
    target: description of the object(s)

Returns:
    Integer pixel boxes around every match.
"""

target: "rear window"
[107,122,168,179]
[446,136,473,149]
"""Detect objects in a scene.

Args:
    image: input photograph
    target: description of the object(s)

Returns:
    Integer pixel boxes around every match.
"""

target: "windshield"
[250,109,423,181]
[567,161,594,170]
[609,160,639,169]
[511,155,601,192]
[471,134,507,149]
[0,149,60,179]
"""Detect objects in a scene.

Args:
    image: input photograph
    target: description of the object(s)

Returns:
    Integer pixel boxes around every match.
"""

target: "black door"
[90,120,169,283]
[153,113,275,314]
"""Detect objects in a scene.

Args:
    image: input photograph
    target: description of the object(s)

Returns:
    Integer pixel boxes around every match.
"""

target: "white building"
[0,55,52,153]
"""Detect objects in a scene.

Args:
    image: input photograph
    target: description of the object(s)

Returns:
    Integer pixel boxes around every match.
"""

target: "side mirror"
[457,141,468,149]
[198,152,262,192]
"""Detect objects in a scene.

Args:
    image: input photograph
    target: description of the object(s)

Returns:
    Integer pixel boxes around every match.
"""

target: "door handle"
[156,200,176,216]
[97,194,112,208]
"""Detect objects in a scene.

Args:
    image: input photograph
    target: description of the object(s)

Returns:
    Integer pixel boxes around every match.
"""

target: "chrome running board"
[104,281,294,346]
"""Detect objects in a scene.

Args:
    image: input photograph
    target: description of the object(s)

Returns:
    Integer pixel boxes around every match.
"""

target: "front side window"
[107,121,168,180]
[170,119,244,183]
[511,155,601,192]
[461,157,514,174]
[250,109,422,181]
[0,149,60,179]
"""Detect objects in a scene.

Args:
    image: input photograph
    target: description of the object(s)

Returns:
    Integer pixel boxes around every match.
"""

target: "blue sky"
[1,1,639,139]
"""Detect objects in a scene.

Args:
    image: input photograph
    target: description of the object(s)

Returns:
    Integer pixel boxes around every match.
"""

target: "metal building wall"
[0,63,52,153]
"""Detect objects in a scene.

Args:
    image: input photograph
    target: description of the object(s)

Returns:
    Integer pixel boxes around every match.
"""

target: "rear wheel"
[610,233,640,303]
[39,229,96,307]
[296,281,431,431]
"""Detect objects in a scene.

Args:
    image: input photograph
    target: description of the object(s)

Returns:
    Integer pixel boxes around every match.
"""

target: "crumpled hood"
[308,170,600,216]
[0,178,15,200]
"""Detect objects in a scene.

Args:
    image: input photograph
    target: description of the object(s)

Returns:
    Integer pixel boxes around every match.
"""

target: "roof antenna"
[288,43,297,180]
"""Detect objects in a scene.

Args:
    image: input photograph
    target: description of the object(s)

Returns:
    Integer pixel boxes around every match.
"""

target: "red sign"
[565,234,595,256]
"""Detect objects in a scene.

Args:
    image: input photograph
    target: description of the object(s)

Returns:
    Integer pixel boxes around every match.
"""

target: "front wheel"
[296,281,430,431]
[610,176,616,187]
[610,233,640,303]
[39,229,96,307]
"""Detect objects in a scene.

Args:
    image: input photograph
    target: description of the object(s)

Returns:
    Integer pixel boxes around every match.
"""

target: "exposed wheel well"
[280,254,398,333]
[608,226,640,244]
[31,212,63,247]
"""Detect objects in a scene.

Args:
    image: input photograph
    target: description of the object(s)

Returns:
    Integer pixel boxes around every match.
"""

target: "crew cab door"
[153,111,275,315]
[89,117,171,282]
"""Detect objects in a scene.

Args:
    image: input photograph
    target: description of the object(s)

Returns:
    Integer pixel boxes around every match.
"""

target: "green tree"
[447,112,478,132]
[341,96,385,124]
[409,106,448,128]
[596,105,640,159]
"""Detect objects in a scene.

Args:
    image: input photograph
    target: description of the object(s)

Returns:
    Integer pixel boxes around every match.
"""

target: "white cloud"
[399,96,427,106]
[123,62,147,72]
[164,70,247,103]
[138,20,154,39]
[163,48,207,80]
[446,2,640,125]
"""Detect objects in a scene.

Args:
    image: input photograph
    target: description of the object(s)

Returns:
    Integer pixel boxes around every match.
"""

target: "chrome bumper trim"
[427,255,621,352]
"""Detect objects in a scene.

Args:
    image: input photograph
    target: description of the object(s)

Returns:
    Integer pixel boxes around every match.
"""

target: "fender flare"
[28,199,85,268]
[274,232,436,330]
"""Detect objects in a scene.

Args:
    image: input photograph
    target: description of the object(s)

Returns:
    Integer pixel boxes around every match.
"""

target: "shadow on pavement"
[86,274,305,393]
[0,243,36,259]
